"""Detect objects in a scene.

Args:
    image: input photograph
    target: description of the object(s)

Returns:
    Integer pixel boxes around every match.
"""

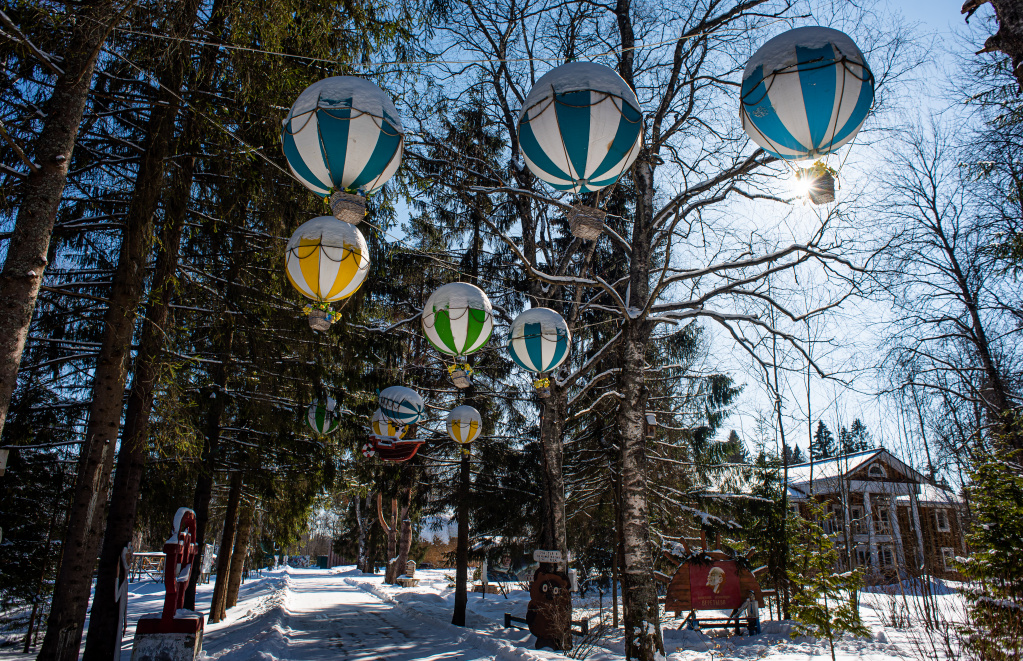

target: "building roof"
[786,448,930,490]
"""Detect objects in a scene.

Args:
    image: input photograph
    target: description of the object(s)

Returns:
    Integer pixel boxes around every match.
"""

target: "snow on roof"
[786,448,883,487]
[896,483,962,507]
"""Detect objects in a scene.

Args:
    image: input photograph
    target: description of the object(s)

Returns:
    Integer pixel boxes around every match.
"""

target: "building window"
[855,546,869,567]
[877,508,892,535]
[790,503,800,517]
[935,509,951,532]
[941,547,956,571]
[880,545,894,567]
[867,464,887,478]
[852,507,865,534]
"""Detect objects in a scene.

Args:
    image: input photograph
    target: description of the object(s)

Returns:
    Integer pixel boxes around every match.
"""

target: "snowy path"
[203,569,497,661]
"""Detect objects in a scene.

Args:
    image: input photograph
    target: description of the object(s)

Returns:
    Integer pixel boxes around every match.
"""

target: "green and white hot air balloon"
[421,282,493,388]
[307,397,340,435]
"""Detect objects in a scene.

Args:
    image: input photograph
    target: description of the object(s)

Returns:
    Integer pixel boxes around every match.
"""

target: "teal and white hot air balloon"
[307,398,340,435]
[518,62,642,239]
[422,283,493,388]
[379,386,425,426]
[740,27,873,204]
[519,62,642,195]
[282,77,404,223]
[508,308,571,395]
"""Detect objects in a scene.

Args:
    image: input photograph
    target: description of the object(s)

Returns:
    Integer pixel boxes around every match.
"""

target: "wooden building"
[787,449,967,581]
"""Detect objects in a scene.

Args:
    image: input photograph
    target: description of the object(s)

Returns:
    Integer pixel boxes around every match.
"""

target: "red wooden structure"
[136,508,204,635]
[368,436,424,462]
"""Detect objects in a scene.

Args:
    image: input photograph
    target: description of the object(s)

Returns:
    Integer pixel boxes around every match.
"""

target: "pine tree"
[812,422,836,460]
[849,419,872,452]
[788,500,869,661]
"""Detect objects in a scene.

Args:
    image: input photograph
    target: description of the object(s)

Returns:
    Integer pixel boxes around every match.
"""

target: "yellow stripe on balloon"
[298,238,323,299]
[324,245,364,300]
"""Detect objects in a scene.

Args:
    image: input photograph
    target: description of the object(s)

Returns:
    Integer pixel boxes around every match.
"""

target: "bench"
[504,612,590,636]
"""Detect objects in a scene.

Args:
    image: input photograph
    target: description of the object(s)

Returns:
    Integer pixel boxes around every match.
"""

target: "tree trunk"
[226,496,256,609]
[209,472,243,623]
[394,477,415,578]
[185,322,235,610]
[379,492,398,583]
[452,449,471,626]
[37,4,201,657]
[356,495,373,573]
[964,0,1023,91]
[538,390,569,560]
[0,0,116,443]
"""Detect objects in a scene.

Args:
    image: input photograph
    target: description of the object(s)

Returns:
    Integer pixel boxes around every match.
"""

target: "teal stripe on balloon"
[318,104,353,190]
[509,338,533,371]
[588,98,642,183]
[796,44,838,151]
[828,71,873,148]
[282,128,329,196]
[524,322,545,372]
[554,91,592,183]
[351,120,402,191]
[519,119,574,184]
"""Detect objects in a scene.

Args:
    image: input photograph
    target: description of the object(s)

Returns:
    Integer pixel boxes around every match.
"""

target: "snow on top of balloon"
[281,76,404,198]
[740,26,874,162]
[517,61,643,195]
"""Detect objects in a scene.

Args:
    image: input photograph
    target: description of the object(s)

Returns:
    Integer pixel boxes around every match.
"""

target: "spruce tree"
[812,422,836,460]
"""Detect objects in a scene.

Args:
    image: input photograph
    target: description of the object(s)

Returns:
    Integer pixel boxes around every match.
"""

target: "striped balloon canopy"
[379,386,424,426]
[740,27,874,162]
[285,216,370,303]
[518,62,642,194]
[446,405,482,445]
[307,398,340,435]
[422,283,493,358]
[507,308,571,374]
[370,408,403,438]
[282,76,404,197]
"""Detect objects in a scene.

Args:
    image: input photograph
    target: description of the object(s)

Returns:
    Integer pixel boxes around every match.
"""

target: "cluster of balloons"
[282,76,405,330]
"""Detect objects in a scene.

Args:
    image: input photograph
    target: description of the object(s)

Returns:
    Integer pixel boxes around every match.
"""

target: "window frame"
[867,463,887,478]
[935,509,951,532]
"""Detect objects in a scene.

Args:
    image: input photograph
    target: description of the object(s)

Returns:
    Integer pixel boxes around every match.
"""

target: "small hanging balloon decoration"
[367,401,424,463]
[282,76,404,223]
[307,397,340,435]
[740,27,874,205]
[285,216,370,331]
[518,62,643,240]
[508,308,572,397]
[421,282,494,389]
[378,386,425,426]
[446,405,482,453]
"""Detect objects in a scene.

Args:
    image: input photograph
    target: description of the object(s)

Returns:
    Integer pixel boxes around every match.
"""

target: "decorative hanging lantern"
[370,408,404,439]
[307,397,340,435]
[740,27,874,169]
[421,282,494,389]
[518,62,643,240]
[446,405,482,445]
[282,76,404,223]
[378,386,425,426]
[507,308,572,397]
[285,216,370,331]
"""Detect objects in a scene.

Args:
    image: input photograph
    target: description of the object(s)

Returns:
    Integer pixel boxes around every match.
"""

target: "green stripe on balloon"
[461,308,486,354]
[433,308,457,355]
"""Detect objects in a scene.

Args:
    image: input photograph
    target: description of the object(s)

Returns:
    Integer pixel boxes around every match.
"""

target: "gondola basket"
[329,191,366,224]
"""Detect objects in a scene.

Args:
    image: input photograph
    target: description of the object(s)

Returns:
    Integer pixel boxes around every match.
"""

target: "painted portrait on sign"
[689,561,742,610]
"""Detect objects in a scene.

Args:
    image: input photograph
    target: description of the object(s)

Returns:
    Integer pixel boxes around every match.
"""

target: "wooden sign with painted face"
[665,559,764,615]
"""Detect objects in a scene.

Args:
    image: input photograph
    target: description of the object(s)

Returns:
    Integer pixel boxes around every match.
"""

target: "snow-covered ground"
[0,567,963,661]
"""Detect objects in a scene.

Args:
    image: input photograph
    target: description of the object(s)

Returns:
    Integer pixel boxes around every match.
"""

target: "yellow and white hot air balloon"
[285,216,370,331]
[370,408,403,438]
[446,405,482,445]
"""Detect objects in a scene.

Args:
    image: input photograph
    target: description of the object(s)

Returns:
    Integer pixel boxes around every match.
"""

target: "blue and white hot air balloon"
[508,308,572,376]
[518,62,642,195]
[378,386,424,426]
[740,27,874,162]
[282,77,404,200]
